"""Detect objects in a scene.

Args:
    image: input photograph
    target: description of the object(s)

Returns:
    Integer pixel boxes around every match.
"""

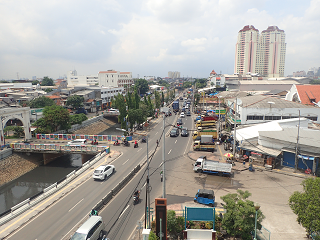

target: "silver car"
[93,165,115,180]
[70,216,105,240]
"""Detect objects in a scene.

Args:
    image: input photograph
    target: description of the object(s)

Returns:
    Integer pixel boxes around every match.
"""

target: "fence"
[35,133,132,142]
[10,143,110,153]
[256,226,271,240]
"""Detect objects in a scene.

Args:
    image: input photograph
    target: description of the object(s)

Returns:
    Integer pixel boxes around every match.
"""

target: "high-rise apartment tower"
[235,25,286,78]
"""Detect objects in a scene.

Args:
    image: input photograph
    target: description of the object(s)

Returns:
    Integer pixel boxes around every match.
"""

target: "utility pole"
[162,113,166,198]
[233,98,237,158]
[294,110,300,171]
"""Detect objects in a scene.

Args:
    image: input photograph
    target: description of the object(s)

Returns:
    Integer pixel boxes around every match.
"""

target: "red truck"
[202,115,218,121]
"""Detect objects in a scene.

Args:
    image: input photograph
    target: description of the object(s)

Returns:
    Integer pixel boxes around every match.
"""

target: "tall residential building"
[235,25,260,75]
[258,26,286,78]
[235,25,286,78]
[168,71,180,79]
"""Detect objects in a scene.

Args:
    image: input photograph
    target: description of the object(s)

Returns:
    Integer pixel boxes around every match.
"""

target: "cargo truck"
[172,101,179,112]
[196,120,216,128]
[193,135,215,152]
[193,156,232,175]
[192,129,217,140]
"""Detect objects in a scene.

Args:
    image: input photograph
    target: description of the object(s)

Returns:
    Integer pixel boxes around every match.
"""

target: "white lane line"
[122,159,130,165]
[155,132,158,135]
[137,148,142,152]
[68,198,84,212]
[142,182,146,188]
[168,149,172,154]
[119,205,130,219]
[158,163,162,168]
[175,140,177,144]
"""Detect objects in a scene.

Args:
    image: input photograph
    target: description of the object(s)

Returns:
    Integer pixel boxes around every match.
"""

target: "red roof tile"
[296,85,320,105]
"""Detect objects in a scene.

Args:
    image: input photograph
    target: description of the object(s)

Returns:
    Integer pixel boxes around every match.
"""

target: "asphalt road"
[5,102,194,240]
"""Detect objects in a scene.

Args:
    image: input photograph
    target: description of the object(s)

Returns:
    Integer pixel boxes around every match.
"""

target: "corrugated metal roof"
[259,128,320,148]
[240,143,281,157]
[239,95,315,108]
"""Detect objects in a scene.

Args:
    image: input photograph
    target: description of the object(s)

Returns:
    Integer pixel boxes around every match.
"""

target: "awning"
[239,144,281,157]
[282,147,319,159]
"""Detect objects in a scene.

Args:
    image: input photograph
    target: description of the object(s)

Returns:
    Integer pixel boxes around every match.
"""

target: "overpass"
[11,143,110,165]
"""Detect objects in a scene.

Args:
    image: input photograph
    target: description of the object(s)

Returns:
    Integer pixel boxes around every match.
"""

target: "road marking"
[168,149,172,154]
[175,140,177,144]
[137,148,142,152]
[119,205,130,219]
[122,159,130,165]
[155,132,158,135]
[158,163,162,168]
[68,198,84,212]
[142,182,146,188]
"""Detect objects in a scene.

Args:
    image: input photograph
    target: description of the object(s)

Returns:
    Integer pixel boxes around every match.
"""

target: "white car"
[67,139,87,146]
[180,112,185,118]
[93,165,115,180]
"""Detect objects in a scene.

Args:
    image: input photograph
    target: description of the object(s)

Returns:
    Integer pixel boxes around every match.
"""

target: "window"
[247,115,263,120]
[265,116,281,120]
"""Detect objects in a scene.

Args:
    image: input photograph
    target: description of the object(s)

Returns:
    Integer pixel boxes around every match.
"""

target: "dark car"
[177,118,183,126]
[186,111,191,116]
[170,128,179,137]
[181,128,189,137]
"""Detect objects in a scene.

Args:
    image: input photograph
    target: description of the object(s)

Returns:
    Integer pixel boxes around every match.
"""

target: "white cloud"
[0,0,319,79]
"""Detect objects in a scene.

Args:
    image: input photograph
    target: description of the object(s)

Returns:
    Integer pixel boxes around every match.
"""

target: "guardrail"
[10,143,110,153]
[36,133,132,142]
[0,148,109,226]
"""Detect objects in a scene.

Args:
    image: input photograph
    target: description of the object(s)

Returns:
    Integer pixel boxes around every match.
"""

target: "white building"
[209,70,225,87]
[67,69,133,89]
[228,95,320,125]
[98,70,133,88]
[101,86,124,108]
[168,71,180,79]
[67,70,98,86]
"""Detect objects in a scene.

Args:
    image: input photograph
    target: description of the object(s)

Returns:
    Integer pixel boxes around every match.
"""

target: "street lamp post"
[116,128,151,228]
[254,202,260,240]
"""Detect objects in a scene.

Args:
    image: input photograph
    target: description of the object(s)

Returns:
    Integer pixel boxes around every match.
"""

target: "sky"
[0,0,319,80]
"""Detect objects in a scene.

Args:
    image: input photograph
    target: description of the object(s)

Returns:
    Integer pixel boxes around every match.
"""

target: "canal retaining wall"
[0,153,42,187]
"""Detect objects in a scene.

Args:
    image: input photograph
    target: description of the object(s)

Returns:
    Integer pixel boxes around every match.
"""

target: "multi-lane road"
[4,105,194,240]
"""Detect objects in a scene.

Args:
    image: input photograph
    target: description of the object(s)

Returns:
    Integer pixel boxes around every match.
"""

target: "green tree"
[221,190,264,240]
[29,96,55,108]
[32,80,40,85]
[148,230,159,240]
[161,92,164,106]
[70,113,88,125]
[158,79,170,88]
[128,109,145,129]
[113,93,127,130]
[41,76,55,86]
[147,95,154,117]
[183,81,192,89]
[134,86,140,109]
[134,79,149,95]
[66,95,84,110]
[289,178,320,238]
[34,105,70,132]
[44,88,53,93]
[167,210,185,239]
[3,126,24,138]
[154,91,161,109]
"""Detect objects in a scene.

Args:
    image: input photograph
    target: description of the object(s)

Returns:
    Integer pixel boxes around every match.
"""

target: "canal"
[0,122,121,214]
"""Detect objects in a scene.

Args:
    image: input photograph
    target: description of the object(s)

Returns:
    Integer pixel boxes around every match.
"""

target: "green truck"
[192,129,217,140]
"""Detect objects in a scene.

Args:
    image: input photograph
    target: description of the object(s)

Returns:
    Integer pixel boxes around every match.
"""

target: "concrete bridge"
[10,143,110,165]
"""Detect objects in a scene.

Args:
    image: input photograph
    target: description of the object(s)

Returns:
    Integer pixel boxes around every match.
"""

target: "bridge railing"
[35,133,132,142]
[11,143,110,153]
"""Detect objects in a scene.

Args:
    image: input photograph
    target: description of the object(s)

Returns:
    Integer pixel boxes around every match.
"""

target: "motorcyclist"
[135,140,138,145]
[114,139,119,145]
[89,209,98,216]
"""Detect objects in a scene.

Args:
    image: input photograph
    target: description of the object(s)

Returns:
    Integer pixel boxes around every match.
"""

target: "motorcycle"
[141,138,146,143]
[113,141,120,146]
[134,142,138,148]
[133,192,140,205]
[123,141,130,147]
[91,140,98,145]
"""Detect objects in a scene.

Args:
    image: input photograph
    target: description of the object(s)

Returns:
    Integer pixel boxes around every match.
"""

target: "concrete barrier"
[11,199,30,212]
[43,183,57,193]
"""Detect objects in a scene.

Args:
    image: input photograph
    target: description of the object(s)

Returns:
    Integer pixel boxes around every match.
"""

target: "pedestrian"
[160,170,163,182]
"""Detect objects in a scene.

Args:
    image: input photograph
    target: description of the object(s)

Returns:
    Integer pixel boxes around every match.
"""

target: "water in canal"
[0,123,121,214]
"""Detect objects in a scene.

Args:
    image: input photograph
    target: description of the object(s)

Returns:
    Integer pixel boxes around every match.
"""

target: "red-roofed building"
[286,84,320,107]
[47,95,63,106]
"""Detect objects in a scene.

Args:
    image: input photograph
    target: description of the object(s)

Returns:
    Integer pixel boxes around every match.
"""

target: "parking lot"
[164,144,307,240]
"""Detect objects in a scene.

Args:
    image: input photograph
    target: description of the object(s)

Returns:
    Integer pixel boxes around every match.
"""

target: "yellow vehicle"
[192,129,217,140]
[196,120,216,128]
[193,141,215,152]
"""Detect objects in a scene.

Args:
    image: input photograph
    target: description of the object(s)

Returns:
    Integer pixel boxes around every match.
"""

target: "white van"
[67,139,87,146]
[70,216,105,240]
